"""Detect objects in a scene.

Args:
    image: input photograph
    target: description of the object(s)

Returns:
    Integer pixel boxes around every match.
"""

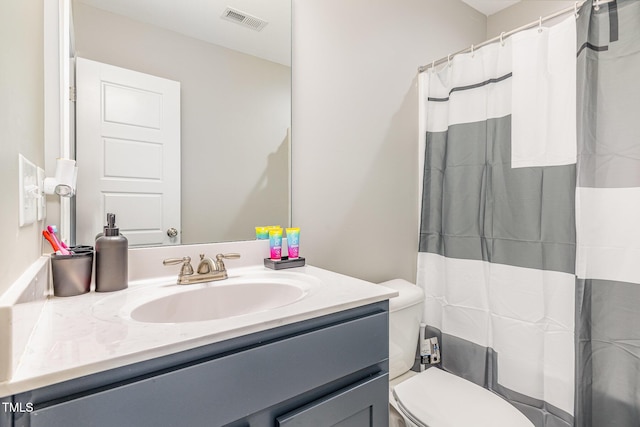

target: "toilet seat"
[393,368,533,427]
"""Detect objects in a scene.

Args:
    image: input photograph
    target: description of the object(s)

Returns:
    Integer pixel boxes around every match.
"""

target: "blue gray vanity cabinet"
[0,397,12,427]
[7,301,389,427]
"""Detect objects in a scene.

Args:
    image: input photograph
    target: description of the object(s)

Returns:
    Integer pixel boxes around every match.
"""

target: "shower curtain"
[417,2,639,426]
[575,1,640,426]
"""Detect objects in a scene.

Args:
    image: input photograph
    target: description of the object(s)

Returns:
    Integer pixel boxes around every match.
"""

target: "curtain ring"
[575,1,580,18]
[500,31,506,46]
[447,54,452,67]
[471,44,475,58]
[431,60,435,71]
[594,0,600,11]
[538,16,543,33]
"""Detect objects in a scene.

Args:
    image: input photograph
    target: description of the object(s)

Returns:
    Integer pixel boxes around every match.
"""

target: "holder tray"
[264,256,306,270]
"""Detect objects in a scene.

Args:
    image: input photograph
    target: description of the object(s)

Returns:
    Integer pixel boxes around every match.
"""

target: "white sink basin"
[131,281,306,323]
[90,269,323,324]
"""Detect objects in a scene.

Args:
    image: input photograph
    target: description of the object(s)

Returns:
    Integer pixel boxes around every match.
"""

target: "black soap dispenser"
[95,213,128,292]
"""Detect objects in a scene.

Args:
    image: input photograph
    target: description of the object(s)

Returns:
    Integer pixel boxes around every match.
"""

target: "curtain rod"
[418,0,614,73]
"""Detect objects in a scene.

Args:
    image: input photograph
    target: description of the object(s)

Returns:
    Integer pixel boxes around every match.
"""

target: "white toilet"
[382,279,534,427]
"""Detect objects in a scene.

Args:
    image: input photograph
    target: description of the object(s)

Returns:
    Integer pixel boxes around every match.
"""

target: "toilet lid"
[379,279,424,312]
[393,368,534,427]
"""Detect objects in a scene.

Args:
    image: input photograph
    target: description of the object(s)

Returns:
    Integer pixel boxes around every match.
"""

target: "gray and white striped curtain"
[575,1,640,426]
[417,1,639,426]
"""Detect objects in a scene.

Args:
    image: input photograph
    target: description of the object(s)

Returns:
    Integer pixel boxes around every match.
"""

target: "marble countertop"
[0,263,396,397]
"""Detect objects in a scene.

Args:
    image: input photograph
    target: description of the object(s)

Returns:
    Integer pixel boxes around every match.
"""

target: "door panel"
[103,138,163,179]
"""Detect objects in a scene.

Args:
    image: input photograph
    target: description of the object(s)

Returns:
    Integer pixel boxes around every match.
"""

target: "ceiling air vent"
[221,7,268,31]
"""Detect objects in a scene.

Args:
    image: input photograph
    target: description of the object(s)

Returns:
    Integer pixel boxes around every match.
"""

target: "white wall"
[0,0,45,296]
[73,3,291,244]
[292,0,486,283]
[487,0,575,39]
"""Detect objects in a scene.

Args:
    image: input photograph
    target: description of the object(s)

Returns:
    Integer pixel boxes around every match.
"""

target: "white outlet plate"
[18,154,38,227]
[37,167,46,221]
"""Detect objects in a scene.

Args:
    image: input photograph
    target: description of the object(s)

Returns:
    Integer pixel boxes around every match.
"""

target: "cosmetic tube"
[286,228,300,259]
[255,227,269,240]
[269,228,283,260]
[256,225,281,240]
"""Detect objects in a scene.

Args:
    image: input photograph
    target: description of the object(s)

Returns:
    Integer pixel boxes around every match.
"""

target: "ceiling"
[75,0,291,66]
[462,0,522,16]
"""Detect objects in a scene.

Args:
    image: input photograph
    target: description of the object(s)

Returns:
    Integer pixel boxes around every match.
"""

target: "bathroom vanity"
[0,245,396,427]
[11,302,388,427]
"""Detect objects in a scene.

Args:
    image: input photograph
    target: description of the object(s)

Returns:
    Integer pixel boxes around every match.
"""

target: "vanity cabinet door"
[276,373,389,427]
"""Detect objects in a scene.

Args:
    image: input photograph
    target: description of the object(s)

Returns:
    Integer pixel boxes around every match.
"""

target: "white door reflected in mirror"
[75,57,181,246]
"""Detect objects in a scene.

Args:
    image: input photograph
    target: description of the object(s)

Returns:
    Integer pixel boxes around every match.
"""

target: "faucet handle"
[163,256,194,276]
[214,253,240,271]
[216,253,241,261]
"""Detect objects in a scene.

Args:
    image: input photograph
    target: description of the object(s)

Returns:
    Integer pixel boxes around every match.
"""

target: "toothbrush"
[47,225,70,253]
[49,225,69,250]
[42,230,61,253]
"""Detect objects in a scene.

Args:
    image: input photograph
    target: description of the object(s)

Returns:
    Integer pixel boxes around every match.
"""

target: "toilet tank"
[379,279,424,381]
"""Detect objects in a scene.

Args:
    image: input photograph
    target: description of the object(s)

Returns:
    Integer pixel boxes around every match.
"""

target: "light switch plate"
[37,167,46,221]
[18,154,38,227]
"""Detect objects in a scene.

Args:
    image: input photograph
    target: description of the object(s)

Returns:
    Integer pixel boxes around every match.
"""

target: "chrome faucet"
[163,253,241,285]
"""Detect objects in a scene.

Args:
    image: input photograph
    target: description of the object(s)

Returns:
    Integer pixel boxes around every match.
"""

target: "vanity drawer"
[25,310,388,427]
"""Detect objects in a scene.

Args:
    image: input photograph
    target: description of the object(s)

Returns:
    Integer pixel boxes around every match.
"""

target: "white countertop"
[0,263,396,397]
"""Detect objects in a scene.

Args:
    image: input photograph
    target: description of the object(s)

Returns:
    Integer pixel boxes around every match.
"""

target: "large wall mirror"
[67,0,291,246]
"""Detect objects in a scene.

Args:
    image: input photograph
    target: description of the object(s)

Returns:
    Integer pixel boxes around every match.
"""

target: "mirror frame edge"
[45,0,73,243]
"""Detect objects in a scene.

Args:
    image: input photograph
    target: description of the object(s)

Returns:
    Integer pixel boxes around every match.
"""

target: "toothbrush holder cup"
[51,248,94,297]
